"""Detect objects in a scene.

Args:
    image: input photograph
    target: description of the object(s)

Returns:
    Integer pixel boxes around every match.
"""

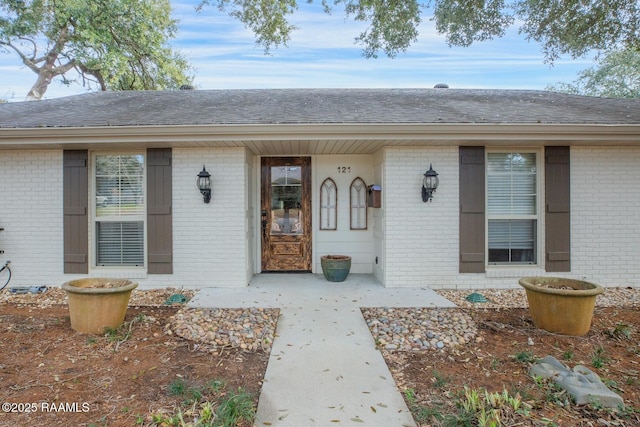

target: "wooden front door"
[261,157,312,271]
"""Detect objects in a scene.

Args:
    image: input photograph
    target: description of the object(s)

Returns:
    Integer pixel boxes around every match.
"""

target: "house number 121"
[337,166,351,173]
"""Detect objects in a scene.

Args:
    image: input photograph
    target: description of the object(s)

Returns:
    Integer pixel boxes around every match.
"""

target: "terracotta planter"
[62,278,138,334]
[518,276,604,336]
[321,255,352,282]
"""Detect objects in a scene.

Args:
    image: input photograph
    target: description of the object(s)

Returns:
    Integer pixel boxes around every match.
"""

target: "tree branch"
[52,59,76,75]
[76,63,108,91]
[0,40,41,73]
[16,36,39,61]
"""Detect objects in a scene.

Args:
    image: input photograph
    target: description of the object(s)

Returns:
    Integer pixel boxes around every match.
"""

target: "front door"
[261,157,312,271]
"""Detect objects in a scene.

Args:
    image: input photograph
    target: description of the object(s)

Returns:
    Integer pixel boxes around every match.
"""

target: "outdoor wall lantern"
[197,165,212,204]
[422,164,439,202]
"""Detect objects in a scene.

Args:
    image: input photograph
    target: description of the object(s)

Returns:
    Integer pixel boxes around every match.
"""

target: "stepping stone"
[530,355,624,408]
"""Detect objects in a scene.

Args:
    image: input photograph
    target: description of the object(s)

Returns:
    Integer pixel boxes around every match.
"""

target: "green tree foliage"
[202,0,640,62]
[431,0,514,47]
[200,0,421,58]
[198,0,299,54]
[547,49,640,98]
[0,0,193,100]
[516,0,640,62]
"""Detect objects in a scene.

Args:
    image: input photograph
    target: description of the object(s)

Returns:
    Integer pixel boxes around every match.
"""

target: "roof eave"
[1,123,639,151]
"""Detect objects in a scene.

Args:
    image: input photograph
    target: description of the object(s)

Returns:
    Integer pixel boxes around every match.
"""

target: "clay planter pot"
[518,276,604,336]
[62,278,138,334]
[321,255,352,282]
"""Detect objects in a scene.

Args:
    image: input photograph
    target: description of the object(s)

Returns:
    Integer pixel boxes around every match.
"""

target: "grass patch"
[432,370,449,389]
[404,386,531,427]
[591,346,609,369]
[147,378,255,426]
[403,388,444,424]
[215,388,255,427]
[103,314,146,351]
[513,350,537,364]
[533,376,571,407]
[608,322,634,340]
[167,378,188,397]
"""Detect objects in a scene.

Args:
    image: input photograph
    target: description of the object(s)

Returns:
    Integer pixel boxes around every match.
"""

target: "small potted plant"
[62,278,138,334]
[518,276,604,336]
[320,255,352,282]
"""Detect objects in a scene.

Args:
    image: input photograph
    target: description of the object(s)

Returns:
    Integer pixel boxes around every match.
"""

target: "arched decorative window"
[320,178,337,230]
[350,177,367,230]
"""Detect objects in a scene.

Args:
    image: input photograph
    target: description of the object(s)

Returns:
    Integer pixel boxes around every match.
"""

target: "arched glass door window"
[350,177,367,230]
[320,178,337,230]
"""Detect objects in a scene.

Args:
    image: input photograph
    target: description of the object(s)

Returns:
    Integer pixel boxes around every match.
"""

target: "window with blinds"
[94,154,145,267]
[487,152,537,264]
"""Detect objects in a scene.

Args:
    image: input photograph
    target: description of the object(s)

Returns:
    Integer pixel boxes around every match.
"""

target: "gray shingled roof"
[1,88,639,128]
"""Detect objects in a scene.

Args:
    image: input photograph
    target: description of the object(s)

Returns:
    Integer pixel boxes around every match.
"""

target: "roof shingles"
[1,88,639,128]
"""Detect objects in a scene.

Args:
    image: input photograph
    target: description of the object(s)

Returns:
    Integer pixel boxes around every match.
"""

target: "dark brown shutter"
[147,148,173,274]
[459,146,486,273]
[545,146,570,272]
[63,150,89,273]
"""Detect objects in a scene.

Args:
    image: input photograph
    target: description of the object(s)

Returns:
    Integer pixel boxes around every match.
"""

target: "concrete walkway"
[188,274,456,426]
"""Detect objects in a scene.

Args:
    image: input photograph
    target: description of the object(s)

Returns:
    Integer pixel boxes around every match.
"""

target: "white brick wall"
[383,147,460,287]
[571,147,640,287]
[381,145,640,290]
[0,150,63,286]
[171,147,248,288]
[372,150,384,281]
[3,145,639,290]
[0,148,250,289]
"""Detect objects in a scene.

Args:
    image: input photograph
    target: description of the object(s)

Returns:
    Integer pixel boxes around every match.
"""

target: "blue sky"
[1,1,595,102]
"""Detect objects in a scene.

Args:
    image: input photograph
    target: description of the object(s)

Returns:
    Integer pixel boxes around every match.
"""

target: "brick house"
[1,88,639,289]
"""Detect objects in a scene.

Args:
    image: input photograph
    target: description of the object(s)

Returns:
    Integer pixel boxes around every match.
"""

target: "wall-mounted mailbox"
[367,185,381,208]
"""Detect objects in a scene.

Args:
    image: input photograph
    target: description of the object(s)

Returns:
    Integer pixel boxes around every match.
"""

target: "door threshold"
[260,270,312,274]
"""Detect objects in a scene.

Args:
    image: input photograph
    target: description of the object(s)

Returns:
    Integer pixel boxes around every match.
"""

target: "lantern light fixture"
[422,164,439,202]
[197,165,212,204]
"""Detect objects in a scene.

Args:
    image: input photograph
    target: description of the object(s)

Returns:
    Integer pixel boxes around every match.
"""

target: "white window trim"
[90,151,147,272]
[485,148,543,268]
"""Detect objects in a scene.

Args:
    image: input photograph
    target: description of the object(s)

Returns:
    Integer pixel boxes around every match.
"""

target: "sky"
[0,1,596,102]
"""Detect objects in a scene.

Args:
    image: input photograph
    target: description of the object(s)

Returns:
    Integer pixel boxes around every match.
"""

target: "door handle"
[261,210,267,231]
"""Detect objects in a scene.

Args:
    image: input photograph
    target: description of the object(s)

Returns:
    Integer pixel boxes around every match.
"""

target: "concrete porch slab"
[188,273,456,309]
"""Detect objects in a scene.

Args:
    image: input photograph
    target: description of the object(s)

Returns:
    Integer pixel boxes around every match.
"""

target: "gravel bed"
[0,286,196,307]
[436,286,640,309]
[362,287,639,353]
[2,286,638,354]
[167,307,279,354]
[0,286,278,354]
[361,307,478,352]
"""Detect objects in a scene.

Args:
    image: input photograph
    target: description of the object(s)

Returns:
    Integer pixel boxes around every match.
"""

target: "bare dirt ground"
[385,305,640,426]
[0,290,269,427]
[1,288,639,426]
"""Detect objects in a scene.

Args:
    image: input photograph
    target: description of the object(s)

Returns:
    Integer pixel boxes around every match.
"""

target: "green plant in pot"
[321,255,352,282]
[518,276,604,336]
